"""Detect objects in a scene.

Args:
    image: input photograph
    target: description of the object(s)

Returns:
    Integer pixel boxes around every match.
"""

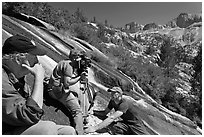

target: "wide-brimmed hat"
[108,86,123,94]
[3,34,47,55]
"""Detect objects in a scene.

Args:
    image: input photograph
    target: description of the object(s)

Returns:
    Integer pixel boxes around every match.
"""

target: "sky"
[47,1,202,27]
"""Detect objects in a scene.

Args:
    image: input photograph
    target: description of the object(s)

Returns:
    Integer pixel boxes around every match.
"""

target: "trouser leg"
[109,121,129,135]
[9,121,58,135]
[129,124,149,135]
[56,125,76,135]
[110,121,149,135]
[18,121,76,135]
[60,92,84,135]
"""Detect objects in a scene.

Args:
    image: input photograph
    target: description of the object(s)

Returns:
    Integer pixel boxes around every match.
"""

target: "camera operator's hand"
[80,71,87,80]
[81,71,87,76]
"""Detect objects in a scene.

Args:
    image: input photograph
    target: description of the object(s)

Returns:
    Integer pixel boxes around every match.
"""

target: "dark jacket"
[2,65,44,134]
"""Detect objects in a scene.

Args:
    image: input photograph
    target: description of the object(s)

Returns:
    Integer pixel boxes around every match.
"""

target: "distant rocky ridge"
[124,22,143,33]
[167,13,202,28]
[125,13,202,32]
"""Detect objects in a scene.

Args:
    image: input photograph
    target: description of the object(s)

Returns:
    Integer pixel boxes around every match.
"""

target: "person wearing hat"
[2,35,76,135]
[47,49,87,135]
[84,85,149,135]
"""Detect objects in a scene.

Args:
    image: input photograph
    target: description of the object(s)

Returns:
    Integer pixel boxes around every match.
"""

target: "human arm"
[58,60,85,89]
[85,110,123,133]
[63,72,88,89]
[63,75,81,89]
[89,81,109,92]
[22,63,45,108]
[93,107,111,120]
[85,98,129,133]
[2,65,44,126]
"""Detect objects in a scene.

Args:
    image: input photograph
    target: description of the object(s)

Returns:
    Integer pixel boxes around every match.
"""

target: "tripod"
[79,75,94,125]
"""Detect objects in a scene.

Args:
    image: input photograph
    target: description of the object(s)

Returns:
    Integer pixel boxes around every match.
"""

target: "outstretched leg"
[10,120,76,135]
[59,92,84,135]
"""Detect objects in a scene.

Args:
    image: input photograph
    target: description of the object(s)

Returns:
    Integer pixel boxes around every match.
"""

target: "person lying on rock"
[47,49,88,135]
[84,86,149,135]
[2,35,76,135]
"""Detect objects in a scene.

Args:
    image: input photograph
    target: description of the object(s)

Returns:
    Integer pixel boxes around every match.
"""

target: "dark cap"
[108,87,123,94]
[69,49,86,61]
[69,49,81,57]
[3,35,47,55]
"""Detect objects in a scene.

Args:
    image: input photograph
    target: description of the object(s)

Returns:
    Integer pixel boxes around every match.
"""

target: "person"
[2,34,76,135]
[47,49,87,135]
[84,86,149,135]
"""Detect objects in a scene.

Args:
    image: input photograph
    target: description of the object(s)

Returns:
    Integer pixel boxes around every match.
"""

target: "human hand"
[81,71,87,77]
[84,126,96,133]
[80,72,87,81]
[22,63,45,78]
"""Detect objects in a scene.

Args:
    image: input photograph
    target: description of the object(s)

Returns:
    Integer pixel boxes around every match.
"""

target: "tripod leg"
[79,83,89,125]
[82,90,89,125]
[79,78,92,126]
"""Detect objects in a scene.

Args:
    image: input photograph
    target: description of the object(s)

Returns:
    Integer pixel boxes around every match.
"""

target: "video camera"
[76,54,91,77]
[75,54,91,91]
